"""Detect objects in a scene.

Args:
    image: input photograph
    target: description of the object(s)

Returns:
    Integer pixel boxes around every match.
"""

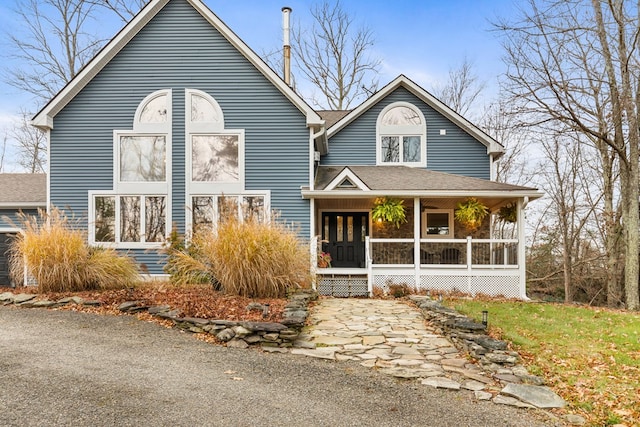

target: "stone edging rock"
[408,295,570,414]
[0,289,318,350]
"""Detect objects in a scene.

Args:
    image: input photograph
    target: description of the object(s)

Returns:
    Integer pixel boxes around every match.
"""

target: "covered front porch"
[310,198,525,298]
[303,166,542,298]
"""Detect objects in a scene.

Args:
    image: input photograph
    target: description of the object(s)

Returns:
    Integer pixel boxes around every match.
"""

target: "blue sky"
[0,0,518,170]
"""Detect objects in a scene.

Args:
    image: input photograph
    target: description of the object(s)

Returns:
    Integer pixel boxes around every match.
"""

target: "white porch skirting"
[370,267,522,299]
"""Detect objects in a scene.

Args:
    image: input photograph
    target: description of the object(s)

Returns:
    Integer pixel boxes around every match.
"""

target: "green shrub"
[9,208,139,292]
[163,218,311,298]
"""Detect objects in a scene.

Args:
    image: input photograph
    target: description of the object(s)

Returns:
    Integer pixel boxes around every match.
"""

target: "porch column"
[517,198,528,298]
[414,197,421,290]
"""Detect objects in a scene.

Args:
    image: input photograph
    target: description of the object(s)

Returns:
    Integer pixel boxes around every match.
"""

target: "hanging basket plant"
[498,203,517,223]
[371,197,407,228]
[454,197,489,232]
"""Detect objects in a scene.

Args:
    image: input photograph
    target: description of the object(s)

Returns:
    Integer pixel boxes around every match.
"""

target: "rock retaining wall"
[0,289,318,349]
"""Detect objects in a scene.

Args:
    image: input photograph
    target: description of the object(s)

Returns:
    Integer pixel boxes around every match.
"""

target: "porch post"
[310,199,317,290]
[517,198,528,298]
[414,197,421,291]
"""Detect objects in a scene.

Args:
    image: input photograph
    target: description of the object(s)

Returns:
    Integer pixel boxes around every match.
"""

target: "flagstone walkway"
[291,298,494,392]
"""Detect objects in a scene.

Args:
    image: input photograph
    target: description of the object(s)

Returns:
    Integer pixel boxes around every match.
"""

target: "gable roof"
[31,0,323,131]
[0,174,47,208]
[317,110,351,128]
[326,75,504,158]
[308,166,541,199]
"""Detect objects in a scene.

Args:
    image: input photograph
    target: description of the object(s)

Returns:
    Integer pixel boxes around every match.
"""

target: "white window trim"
[187,131,246,194]
[185,89,246,207]
[89,89,172,249]
[376,101,427,167]
[186,191,271,233]
[88,191,171,249]
[113,131,171,194]
[134,89,172,132]
[422,209,454,238]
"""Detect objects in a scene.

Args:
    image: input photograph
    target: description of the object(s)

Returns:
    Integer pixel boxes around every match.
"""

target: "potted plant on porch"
[317,251,332,268]
[454,197,489,233]
[371,197,407,229]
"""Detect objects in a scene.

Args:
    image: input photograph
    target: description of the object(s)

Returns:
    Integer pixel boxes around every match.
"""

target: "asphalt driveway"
[0,306,558,427]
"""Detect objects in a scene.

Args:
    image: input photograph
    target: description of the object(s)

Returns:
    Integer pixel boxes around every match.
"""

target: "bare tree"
[90,0,147,22]
[0,132,7,172]
[11,111,47,173]
[495,0,640,309]
[432,57,486,117]
[292,1,381,110]
[5,0,105,102]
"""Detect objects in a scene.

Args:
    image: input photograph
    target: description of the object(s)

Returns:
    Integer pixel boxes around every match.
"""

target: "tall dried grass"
[163,218,311,298]
[9,208,139,292]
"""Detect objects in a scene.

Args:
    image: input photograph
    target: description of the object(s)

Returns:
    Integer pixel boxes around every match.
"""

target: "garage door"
[0,233,15,287]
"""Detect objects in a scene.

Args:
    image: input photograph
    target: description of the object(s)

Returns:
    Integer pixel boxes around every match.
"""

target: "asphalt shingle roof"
[317,110,352,128]
[0,173,47,205]
[315,165,538,193]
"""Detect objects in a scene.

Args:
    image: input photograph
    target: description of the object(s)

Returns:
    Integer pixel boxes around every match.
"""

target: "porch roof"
[303,166,542,199]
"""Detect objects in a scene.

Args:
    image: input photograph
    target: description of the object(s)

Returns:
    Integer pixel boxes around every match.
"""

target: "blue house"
[24,0,541,297]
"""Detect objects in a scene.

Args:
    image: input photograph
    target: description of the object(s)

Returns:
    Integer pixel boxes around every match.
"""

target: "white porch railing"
[368,237,519,268]
[316,236,524,298]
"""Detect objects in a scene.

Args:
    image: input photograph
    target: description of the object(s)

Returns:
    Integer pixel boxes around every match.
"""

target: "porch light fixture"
[482,310,488,327]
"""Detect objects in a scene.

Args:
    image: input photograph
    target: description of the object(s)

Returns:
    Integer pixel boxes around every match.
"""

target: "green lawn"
[448,299,640,426]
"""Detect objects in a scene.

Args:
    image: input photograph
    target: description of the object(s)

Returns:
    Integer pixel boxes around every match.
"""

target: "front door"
[322,212,368,268]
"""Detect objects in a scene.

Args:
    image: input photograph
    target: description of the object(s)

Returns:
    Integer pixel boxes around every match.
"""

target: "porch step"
[318,274,368,297]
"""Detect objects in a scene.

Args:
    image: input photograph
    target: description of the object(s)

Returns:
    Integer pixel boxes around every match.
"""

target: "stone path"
[292,298,492,387]
[291,297,570,417]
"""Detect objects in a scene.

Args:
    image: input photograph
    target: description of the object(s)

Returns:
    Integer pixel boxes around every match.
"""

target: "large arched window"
[376,102,426,167]
[90,89,172,248]
[185,89,268,230]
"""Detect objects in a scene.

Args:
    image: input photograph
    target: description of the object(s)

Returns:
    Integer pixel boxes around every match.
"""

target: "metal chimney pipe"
[282,6,292,86]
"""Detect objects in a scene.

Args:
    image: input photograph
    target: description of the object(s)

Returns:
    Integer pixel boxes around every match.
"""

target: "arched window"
[376,102,426,167]
[185,89,267,230]
[90,89,172,248]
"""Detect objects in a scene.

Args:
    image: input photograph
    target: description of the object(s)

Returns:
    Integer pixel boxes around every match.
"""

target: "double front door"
[321,212,369,268]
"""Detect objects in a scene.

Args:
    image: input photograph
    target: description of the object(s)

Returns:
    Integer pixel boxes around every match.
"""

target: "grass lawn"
[448,299,640,426]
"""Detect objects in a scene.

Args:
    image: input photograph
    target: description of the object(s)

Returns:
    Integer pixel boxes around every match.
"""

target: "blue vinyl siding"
[0,209,38,229]
[324,87,490,179]
[49,0,310,274]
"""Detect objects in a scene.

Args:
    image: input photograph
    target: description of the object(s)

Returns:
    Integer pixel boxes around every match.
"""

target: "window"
[422,209,454,238]
[186,89,244,195]
[377,102,426,167]
[119,136,166,182]
[191,135,239,182]
[186,89,252,232]
[90,89,172,247]
[191,194,268,228]
[92,195,167,245]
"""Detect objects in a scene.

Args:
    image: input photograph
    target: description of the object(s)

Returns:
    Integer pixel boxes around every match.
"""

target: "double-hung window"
[90,89,172,247]
[377,102,426,167]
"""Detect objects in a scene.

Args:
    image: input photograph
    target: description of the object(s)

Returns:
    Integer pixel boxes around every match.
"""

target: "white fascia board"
[32,0,170,130]
[301,189,544,200]
[32,0,323,131]
[0,202,47,209]
[327,75,504,155]
[325,167,370,191]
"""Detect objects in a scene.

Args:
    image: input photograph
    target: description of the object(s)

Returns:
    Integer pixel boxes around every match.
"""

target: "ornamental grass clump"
[8,208,139,292]
[164,217,311,298]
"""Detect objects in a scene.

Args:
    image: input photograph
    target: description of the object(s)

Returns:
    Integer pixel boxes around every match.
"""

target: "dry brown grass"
[164,217,312,298]
[9,208,139,292]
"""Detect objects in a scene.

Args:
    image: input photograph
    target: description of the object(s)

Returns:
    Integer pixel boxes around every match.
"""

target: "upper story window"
[186,89,244,194]
[90,89,172,248]
[376,102,426,167]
